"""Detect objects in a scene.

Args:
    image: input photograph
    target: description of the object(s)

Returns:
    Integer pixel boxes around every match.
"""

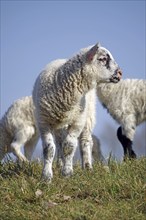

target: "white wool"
[97,79,146,158]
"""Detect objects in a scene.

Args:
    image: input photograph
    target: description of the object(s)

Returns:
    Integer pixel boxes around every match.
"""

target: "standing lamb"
[0,96,39,162]
[33,43,122,182]
[96,79,146,159]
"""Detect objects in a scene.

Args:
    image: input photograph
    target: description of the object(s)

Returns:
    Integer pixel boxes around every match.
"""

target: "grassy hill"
[0,157,146,220]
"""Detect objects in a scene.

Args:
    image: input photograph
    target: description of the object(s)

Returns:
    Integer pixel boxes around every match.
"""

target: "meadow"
[0,157,146,220]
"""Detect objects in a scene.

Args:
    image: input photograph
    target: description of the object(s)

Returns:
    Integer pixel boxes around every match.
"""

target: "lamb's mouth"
[110,69,122,83]
[110,75,120,83]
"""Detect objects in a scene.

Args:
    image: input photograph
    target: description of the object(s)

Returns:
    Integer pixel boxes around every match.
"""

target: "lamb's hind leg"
[24,133,39,161]
[79,130,93,169]
[11,129,31,162]
[117,126,137,160]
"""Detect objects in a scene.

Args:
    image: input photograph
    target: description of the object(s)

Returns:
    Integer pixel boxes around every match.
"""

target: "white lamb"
[96,79,146,160]
[33,43,122,182]
[0,96,39,162]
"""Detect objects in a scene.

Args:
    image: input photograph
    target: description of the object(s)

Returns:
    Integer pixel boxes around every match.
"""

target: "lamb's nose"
[117,69,122,79]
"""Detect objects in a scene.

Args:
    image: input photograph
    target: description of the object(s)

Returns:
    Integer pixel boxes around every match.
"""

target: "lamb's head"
[84,43,122,84]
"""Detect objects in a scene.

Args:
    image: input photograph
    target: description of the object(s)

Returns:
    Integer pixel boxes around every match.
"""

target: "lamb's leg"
[61,114,86,176]
[79,131,93,169]
[24,134,39,161]
[92,135,107,165]
[41,131,55,182]
[62,133,78,176]
[10,129,31,162]
[56,139,63,168]
[11,141,28,162]
[54,131,63,167]
[117,126,137,160]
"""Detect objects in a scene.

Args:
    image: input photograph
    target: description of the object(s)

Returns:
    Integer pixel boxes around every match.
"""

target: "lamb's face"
[95,47,122,83]
[85,44,122,84]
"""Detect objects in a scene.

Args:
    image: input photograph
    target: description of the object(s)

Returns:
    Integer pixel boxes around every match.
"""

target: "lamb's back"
[97,79,146,125]
[1,96,35,136]
[33,59,87,128]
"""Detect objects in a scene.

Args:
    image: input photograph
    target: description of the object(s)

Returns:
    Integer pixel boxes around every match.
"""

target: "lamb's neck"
[56,57,95,98]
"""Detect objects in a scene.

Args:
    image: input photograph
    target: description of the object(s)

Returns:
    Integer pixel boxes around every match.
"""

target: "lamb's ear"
[86,43,100,62]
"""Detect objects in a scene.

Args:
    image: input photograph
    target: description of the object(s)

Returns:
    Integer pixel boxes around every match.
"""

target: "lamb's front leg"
[41,132,56,182]
[62,133,78,176]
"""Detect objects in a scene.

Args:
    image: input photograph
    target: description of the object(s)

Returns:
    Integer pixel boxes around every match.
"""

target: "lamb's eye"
[98,57,107,62]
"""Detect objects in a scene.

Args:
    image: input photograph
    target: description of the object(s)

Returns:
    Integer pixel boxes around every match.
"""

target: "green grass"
[0,157,146,220]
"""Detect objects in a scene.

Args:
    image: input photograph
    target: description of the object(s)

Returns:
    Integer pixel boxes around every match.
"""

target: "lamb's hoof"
[17,158,29,167]
[131,150,137,159]
[17,157,29,163]
[41,172,52,183]
[62,168,73,177]
[83,163,92,170]
[124,152,137,161]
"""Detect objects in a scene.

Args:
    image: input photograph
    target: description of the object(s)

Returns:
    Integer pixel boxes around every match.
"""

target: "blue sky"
[1,0,146,160]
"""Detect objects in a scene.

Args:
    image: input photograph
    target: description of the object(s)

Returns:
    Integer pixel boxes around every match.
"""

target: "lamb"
[0,96,39,162]
[96,79,146,160]
[32,43,122,182]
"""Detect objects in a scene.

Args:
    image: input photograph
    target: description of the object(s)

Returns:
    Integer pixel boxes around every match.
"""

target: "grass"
[0,157,146,220]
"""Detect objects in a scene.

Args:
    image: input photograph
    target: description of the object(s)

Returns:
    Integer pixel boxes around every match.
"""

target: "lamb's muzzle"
[110,68,122,83]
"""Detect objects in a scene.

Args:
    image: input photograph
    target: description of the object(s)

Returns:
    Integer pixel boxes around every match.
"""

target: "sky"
[0,0,146,161]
